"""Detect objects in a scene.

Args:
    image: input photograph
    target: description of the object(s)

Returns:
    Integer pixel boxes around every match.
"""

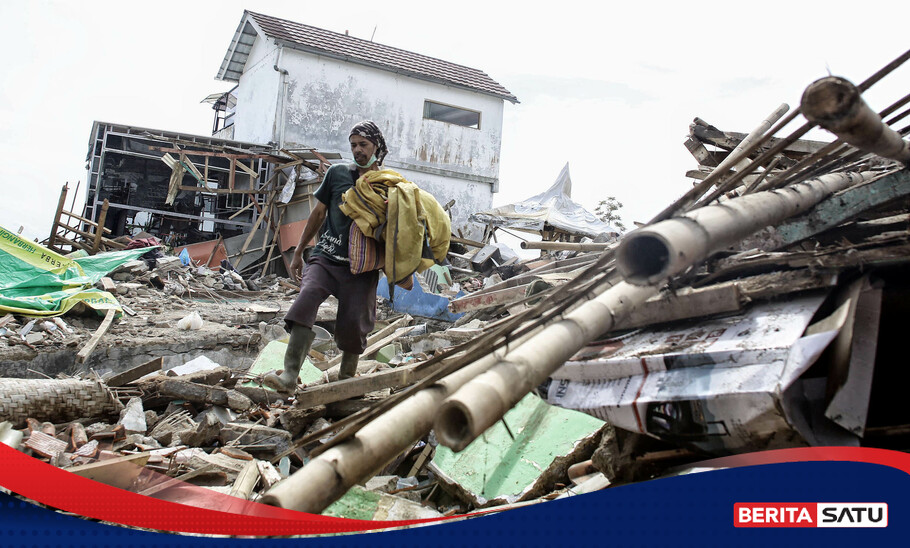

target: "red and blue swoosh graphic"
[2,442,910,545]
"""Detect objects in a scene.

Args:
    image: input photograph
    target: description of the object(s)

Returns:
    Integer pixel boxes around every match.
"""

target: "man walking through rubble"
[263,121,389,394]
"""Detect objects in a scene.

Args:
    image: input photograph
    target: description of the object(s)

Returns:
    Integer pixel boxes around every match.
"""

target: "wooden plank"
[148,146,276,160]
[234,158,260,179]
[622,282,743,329]
[99,277,116,292]
[451,236,486,248]
[772,169,910,249]
[67,452,151,490]
[58,223,126,249]
[362,326,417,360]
[106,357,163,387]
[53,234,90,253]
[48,184,68,251]
[276,159,304,170]
[91,199,109,254]
[450,284,532,314]
[60,211,112,233]
[177,185,258,195]
[260,209,285,277]
[0,314,14,329]
[204,235,224,268]
[76,309,117,364]
[181,158,206,183]
[228,201,257,220]
[137,464,217,497]
[295,364,425,408]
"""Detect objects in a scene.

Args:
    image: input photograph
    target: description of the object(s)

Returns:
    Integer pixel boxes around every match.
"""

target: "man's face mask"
[354,154,378,169]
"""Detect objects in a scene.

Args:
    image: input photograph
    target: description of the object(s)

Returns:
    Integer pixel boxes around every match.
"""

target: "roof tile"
[247,11,517,103]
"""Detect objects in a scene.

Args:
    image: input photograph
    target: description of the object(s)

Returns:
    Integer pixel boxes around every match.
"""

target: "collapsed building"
[1,32,909,531]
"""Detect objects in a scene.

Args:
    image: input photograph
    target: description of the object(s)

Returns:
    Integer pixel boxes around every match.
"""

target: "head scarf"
[349,120,389,165]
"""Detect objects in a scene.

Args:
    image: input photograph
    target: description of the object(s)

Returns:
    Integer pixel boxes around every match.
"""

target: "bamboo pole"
[260,317,560,512]
[801,76,910,164]
[433,281,658,452]
[616,171,876,286]
[714,103,789,174]
[432,170,881,453]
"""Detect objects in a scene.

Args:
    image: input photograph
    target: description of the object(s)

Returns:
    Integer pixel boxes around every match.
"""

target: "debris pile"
[3,52,910,521]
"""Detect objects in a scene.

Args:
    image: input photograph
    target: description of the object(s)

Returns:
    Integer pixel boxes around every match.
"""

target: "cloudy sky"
[1,1,907,243]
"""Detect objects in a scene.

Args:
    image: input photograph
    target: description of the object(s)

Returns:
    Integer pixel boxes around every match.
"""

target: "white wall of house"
[231,36,282,145]
[229,38,506,238]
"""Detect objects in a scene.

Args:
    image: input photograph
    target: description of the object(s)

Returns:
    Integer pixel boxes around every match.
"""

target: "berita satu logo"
[734,503,888,528]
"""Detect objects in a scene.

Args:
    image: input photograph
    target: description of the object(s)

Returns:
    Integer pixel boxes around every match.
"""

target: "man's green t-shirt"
[312,163,358,263]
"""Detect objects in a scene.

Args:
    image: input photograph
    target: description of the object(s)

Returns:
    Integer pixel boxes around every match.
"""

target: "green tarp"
[0,225,156,317]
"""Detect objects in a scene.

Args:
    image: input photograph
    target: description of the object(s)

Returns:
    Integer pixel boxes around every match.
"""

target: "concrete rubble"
[2,55,910,521]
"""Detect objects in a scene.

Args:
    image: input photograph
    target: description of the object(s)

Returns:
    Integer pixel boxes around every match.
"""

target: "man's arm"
[289,200,327,282]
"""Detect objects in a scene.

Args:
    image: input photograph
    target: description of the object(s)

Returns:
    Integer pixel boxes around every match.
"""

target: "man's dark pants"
[284,255,379,354]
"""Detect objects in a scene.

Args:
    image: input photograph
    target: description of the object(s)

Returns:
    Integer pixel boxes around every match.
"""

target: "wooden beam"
[48,184,68,251]
[57,223,126,250]
[137,464,217,497]
[99,277,116,292]
[449,284,532,314]
[67,452,150,490]
[295,364,425,408]
[276,159,304,170]
[228,200,257,219]
[91,199,109,254]
[76,309,117,364]
[362,326,417,360]
[148,146,276,160]
[177,185,258,195]
[205,234,224,268]
[106,357,163,387]
[60,211,112,233]
[234,158,260,179]
[771,169,910,249]
[622,282,743,329]
[451,236,486,248]
[260,208,285,277]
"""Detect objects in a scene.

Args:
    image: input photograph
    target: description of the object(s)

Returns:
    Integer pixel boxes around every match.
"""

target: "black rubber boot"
[338,352,360,380]
[263,324,315,394]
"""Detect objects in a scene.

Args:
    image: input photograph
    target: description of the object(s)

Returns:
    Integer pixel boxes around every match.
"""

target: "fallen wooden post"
[76,309,117,364]
[106,357,163,387]
[295,363,424,408]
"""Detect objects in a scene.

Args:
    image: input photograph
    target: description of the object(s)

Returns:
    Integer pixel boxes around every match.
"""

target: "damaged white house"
[214,10,519,235]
